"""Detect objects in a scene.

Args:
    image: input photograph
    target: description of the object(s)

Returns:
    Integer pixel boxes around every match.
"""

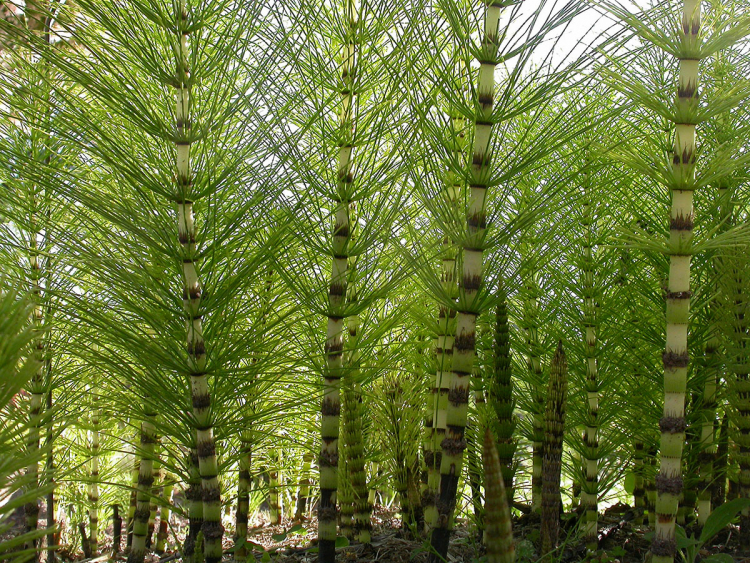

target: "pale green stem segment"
[651,1,700,561]
[319,2,358,560]
[430,3,503,560]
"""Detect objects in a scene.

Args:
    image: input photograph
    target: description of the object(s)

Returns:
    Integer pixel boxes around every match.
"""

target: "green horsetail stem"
[483,429,515,563]
[172,3,223,561]
[713,413,729,509]
[155,479,174,553]
[579,155,600,551]
[295,442,314,520]
[522,271,545,513]
[147,448,162,549]
[340,242,371,543]
[319,2,358,560]
[345,283,371,544]
[651,1,700,561]
[88,389,101,556]
[489,286,517,505]
[127,411,157,563]
[697,332,719,526]
[24,203,44,563]
[723,250,750,546]
[633,439,646,524]
[126,454,139,549]
[269,452,281,525]
[236,269,272,559]
[234,439,251,563]
[646,444,658,527]
[424,97,464,535]
[184,447,203,563]
[429,2,503,560]
[541,342,568,558]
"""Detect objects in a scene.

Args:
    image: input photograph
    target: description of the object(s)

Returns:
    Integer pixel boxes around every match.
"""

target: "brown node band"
[454,332,476,351]
[448,386,469,406]
[192,393,211,410]
[201,487,221,502]
[318,505,338,521]
[662,351,689,368]
[321,398,340,416]
[655,474,683,495]
[659,416,687,434]
[137,474,154,487]
[665,290,692,299]
[651,537,676,556]
[669,215,694,231]
[441,436,467,456]
[197,440,216,458]
[202,520,224,540]
[319,451,339,468]
[133,507,151,521]
[463,274,482,291]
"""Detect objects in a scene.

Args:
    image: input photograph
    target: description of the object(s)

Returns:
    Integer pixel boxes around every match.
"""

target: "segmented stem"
[651,1,700,561]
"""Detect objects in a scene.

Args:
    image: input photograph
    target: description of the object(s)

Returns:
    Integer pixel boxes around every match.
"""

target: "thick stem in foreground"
[173,5,223,561]
[319,3,358,560]
[429,4,502,560]
[651,2,700,561]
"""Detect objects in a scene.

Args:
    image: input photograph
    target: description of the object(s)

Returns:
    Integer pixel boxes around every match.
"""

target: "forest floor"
[6,501,750,563]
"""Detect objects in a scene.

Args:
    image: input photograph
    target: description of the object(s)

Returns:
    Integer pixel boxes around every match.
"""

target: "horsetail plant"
[599,0,750,558]
[483,428,515,563]
[487,283,516,504]
[541,341,568,558]
[317,1,360,558]
[430,2,504,559]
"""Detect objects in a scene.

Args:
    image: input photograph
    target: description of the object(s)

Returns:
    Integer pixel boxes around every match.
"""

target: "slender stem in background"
[541,342,568,557]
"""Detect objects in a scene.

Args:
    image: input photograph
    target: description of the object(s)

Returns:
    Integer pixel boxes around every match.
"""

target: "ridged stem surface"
[651,2,700,561]
[429,3,502,560]
[318,2,359,559]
